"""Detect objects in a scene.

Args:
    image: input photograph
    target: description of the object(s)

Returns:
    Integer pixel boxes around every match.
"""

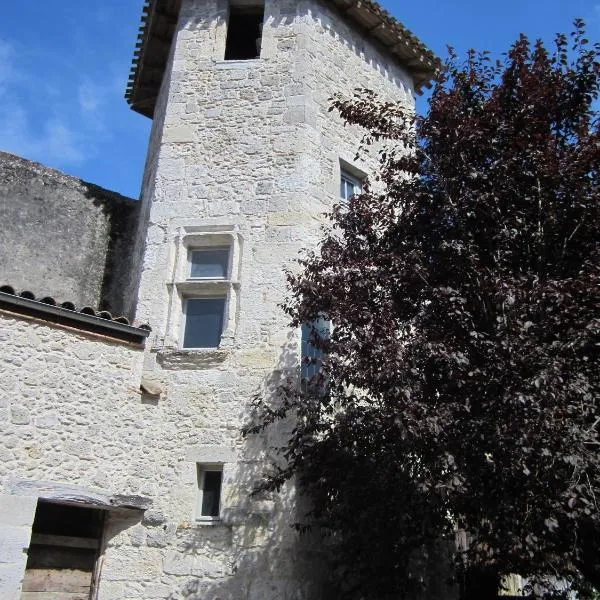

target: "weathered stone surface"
[0,1,425,599]
[6,478,151,511]
[0,151,141,318]
[0,525,32,563]
[0,495,37,528]
[0,562,28,599]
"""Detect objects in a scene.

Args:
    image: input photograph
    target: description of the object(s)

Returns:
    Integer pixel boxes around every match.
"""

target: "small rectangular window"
[340,170,362,203]
[190,248,230,279]
[183,298,226,349]
[197,465,223,520]
[225,2,265,61]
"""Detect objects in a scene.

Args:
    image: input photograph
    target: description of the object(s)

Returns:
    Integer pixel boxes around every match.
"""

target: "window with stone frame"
[340,169,362,203]
[160,226,242,351]
[196,464,223,521]
[181,247,231,349]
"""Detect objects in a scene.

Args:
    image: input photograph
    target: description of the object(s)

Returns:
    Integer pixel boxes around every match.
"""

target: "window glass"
[301,316,330,380]
[340,171,361,202]
[190,248,230,279]
[183,298,226,348]
[200,470,222,517]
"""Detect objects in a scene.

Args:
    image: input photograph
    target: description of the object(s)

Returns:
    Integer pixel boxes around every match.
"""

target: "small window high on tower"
[224,1,265,61]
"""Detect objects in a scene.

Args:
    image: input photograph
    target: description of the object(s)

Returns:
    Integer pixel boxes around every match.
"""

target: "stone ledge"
[156,348,230,370]
[6,479,152,512]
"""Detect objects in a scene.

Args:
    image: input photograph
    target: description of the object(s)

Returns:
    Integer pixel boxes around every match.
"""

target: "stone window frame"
[186,446,236,526]
[163,225,243,351]
[212,0,275,64]
[339,159,365,203]
[223,0,266,62]
[195,463,224,523]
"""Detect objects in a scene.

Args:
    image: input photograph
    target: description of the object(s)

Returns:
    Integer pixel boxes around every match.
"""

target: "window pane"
[340,172,360,202]
[190,249,230,279]
[183,298,225,348]
[301,317,330,380]
[201,471,222,517]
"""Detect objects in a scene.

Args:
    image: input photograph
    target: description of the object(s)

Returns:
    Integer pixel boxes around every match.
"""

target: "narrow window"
[225,1,265,61]
[340,170,362,203]
[301,316,330,381]
[182,297,226,348]
[197,465,223,520]
[190,248,230,279]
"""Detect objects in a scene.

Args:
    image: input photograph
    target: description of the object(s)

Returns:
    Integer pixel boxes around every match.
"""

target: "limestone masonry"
[0,1,437,598]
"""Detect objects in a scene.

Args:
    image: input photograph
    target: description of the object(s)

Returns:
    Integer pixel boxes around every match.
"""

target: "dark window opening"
[224,4,265,61]
[197,465,223,519]
[21,502,104,599]
[201,470,223,517]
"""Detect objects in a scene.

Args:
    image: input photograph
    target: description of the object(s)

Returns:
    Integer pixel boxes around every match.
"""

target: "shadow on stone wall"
[158,321,457,600]
[164,331,332,599]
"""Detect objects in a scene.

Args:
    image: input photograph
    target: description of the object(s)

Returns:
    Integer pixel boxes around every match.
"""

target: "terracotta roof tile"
[0,285,151,344]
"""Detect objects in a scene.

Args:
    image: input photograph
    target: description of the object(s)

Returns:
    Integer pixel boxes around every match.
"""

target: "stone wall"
[129,0,416,597]
[0,1,425,598]
[0,152,141,318]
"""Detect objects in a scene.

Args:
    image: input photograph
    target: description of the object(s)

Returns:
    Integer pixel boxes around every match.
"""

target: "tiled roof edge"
[125,0,441,117]
[0,288,151,345]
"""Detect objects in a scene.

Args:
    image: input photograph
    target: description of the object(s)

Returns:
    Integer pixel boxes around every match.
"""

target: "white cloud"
[0,40,16,96]
[0,38,115,167]
[0,103,85,165]
[78,79,101,113]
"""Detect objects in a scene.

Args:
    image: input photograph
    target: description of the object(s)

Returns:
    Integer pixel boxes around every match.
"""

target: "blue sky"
[0,0,598,198]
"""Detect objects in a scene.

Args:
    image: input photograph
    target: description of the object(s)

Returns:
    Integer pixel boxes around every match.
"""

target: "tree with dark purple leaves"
[245,21,600,600]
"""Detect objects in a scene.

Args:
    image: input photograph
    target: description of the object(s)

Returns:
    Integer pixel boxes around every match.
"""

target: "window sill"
[195,517,223,526]
[177,520,230,533]
[155,348,230,370]
[214,59,262,69]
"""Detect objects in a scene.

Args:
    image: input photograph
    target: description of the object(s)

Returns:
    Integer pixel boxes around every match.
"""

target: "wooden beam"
[31,534,99,550]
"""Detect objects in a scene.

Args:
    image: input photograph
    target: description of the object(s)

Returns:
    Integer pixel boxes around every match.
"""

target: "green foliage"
[246,21,600,599]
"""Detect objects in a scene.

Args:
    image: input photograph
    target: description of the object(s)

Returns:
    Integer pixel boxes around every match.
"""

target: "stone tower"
[0,2,436,599]
[123,0,437,597]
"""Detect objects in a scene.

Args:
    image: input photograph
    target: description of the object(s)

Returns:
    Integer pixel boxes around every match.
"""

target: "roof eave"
[125,0,441,118]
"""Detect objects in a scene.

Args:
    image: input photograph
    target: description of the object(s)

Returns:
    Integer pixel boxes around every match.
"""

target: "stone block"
[96,581,125,600]
[0,526,31,564]
[10,406,30,425]
[142,509,167,527]
[0,563,26,599]
[102,550,162,581]
[142,582,174,598]
[163,125,196,143]
[185,445,237,464]
[0,495,37,528]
